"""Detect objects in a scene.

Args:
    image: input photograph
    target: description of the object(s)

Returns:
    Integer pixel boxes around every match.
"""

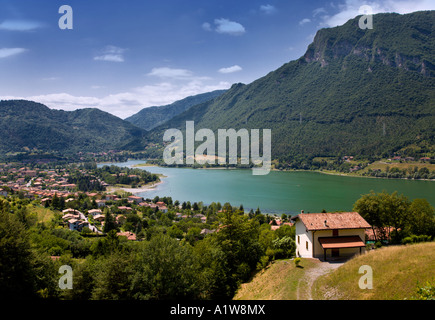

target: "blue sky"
[1,0,434,118]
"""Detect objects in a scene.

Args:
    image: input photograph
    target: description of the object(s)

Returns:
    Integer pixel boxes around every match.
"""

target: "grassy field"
[30,205,57,223]
[363,161,435,172]
[233,258,319,300]
[313,242,435,300]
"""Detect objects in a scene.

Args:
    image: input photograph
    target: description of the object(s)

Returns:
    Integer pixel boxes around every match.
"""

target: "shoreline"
[102,160,435,182]
[107,180,164,195]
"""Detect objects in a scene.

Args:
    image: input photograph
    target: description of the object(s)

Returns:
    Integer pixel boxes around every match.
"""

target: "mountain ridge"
[125,90,227,131]
[145,11,435,164]
[0,100,147,154]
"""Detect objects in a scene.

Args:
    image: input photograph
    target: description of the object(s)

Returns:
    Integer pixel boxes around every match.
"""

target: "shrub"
[415,281,435,300]
[294,257,301,267]
[402,237,413,245]
[402,234,432,244]
[256,255,270,271]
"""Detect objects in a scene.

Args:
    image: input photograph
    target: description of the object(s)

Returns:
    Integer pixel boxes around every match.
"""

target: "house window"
[298,236,300,244]
[306,241,308,250]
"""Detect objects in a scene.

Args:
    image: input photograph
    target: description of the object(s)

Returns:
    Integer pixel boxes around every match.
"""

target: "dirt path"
[296,260,344,300]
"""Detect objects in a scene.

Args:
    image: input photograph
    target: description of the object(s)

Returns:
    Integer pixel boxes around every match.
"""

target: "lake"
[98,160,435,215]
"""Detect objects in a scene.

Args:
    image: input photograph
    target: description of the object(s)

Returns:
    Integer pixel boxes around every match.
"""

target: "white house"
[95,199,106,207]
[88,209,103,217]
[291,212,371,261]
[68,219,89,231]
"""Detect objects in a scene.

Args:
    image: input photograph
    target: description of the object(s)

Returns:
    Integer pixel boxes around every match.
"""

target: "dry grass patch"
[313,242,435,300]
[234,258,318,300]
[30,205,56,223]
[363,161,435,172]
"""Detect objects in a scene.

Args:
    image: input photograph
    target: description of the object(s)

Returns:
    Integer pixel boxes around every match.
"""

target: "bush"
[256,255,270,271]
[402,237,413,245]
[402,234,432,245]
[415,281,435,300]
[294,257,301,267]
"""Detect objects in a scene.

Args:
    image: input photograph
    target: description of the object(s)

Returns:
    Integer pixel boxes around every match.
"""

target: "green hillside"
[146,11,435,164]
[0,100,147,154]
[233,242,435,300]
[125,90,226,131]
[313,242,435,300]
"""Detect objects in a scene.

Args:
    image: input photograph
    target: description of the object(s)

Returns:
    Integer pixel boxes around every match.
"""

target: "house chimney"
[301,210,304,214]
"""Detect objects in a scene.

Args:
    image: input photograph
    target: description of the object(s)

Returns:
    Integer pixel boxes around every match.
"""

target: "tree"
[192,202,199,211]
[354,191,411,243]
[167,225,184,240]
[92,252,134,300]
[407,199,435,237]
[212,210,263,297]
[131,234,201,299]
[103,209,118,233]
[382,192,411,243]
[353,191,389,242]
[0,200,57,299]
[272,236,295,259]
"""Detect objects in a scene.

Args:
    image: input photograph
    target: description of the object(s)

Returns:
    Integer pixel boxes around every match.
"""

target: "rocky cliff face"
[303,12,435,77]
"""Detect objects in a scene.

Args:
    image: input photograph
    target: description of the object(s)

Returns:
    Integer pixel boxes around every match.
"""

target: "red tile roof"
[293,212,371,231]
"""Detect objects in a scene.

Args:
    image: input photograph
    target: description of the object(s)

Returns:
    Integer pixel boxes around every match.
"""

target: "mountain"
[146,11,435,164]
[125,90,227,131]
[0,100,147,154]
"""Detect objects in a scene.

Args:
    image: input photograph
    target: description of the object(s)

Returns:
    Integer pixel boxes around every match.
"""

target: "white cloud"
[320,0,435,28]
[299,18,312,25]
[313,7,327,17]
[260,4,277,15]
[2,81,231,119]
[94,45,126,62]
[94,54,124,62]
[0,48,27,58]
[0,19,42,31]
[202,22,212,31]
[214,18,246,36]
[147,67,194,79]
[218,65,243,74]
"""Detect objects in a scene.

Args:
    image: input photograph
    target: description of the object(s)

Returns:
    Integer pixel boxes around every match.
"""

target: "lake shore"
[106,180,164,195]
[99,160,435,212]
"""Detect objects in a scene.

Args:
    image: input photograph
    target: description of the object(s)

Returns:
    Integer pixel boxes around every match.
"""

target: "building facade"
[292,212,371,260]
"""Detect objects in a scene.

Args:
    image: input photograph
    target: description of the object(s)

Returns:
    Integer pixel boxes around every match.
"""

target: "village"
[0,162,206,240]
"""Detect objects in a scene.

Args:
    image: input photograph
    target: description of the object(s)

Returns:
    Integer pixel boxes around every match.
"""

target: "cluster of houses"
[390,156,433,162]
[0,164,108,201]
[269,218,293,230]
[55,192,216,240]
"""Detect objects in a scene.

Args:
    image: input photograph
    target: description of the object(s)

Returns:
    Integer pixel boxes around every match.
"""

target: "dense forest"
[0,100,147,154]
